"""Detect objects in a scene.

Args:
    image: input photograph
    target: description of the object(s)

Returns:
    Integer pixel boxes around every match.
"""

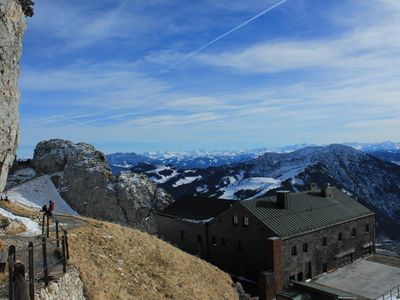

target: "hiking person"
[49,200,55,215]
[41,204,48,213]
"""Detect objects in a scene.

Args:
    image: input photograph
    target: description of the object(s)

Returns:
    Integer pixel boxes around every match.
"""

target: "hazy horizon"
[17,140,400,159]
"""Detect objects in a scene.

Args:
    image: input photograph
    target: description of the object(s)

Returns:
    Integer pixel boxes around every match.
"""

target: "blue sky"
[18,0,400,157]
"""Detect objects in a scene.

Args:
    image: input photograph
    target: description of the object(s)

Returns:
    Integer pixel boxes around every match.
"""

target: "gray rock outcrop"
[37,267,85,300]
[31,139,173,231]
[0,0,27,194]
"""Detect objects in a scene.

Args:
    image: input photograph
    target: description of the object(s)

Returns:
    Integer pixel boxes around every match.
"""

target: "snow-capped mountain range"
[347,141,400,152]
[125,144,400,240]
[107,141,400,173]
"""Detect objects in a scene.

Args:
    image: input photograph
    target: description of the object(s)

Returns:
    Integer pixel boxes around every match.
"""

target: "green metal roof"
[240,188,373,238]
[159,196,237,220]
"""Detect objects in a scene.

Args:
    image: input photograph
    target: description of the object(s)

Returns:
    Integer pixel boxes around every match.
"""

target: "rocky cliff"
[31,139,173,231]
[0,0,28,194]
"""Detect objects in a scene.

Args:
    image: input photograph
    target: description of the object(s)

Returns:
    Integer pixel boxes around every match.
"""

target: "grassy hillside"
[69,218,238,300]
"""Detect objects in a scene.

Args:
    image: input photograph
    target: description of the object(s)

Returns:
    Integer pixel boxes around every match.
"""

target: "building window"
[291,246,297,256]
[237,241,243,251]
[322,263,328,273]
[303,243,308,252]
[289,275,295,282]
[212,235,217,246]
[322,237,327,246]
[180,230,185,240]
[297,272,304,282]
[232,215,238,225]
[242,216,249,227]
[338,232,342,241]
[306,262,312,279]
[366,224,370,232]
[197,235,202,244]
[221,237,226,247]
[352,228,356,237]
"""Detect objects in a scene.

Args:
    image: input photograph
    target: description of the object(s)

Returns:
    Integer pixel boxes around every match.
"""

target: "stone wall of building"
[36,267,85,300]
[281,214,375,287]
[207,204,275,279]
[158,214,208,258]
[159,201,375,296]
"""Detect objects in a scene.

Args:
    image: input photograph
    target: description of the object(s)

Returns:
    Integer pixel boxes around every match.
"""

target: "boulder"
[32,139,173,230]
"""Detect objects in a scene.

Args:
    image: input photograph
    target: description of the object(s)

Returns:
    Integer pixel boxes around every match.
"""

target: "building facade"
[157,197,237,259]
[158,185,375,299]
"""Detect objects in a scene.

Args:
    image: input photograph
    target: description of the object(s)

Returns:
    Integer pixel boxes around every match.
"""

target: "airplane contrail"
[48,0,289,127]
[160,0,289,74]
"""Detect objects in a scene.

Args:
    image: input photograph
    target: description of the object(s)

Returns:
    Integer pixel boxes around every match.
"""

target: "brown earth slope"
[69,218,238,300]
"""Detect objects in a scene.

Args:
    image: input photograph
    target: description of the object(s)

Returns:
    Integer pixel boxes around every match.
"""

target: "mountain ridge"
[107,141,400,173]
[129,144,400,240]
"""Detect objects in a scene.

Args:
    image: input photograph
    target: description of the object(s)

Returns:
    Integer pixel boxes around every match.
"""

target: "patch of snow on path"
[5,175,78,216]
[0,208,41,236]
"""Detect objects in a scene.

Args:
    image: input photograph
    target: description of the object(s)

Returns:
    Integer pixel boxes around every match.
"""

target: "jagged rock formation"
[0,0,28,194]
[31,139,173,231]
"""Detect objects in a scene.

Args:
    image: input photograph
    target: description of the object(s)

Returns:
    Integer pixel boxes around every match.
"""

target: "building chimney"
[308,182,318,191]
[321,183,333,197]
[276,191,290,209]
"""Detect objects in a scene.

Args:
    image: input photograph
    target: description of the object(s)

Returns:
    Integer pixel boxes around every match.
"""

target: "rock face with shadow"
[31,139,173,232]
[0,0,30,193]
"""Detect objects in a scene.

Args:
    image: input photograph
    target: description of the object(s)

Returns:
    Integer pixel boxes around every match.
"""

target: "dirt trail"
[0,212,85,298]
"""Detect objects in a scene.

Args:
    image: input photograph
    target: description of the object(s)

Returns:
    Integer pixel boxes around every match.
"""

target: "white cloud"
[195,0,400,75]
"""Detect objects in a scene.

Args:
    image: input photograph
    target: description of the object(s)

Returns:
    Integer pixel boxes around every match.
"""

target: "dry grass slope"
[0,201,41,219]
[69,218,238,300]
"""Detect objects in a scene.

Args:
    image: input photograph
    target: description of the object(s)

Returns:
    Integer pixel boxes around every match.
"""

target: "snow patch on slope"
[6,167,37,189]
[219,177,280,199]
[146,166,179,184]
[196,185,209,193]
[5,175,78,216]
[275,165,308,180]
[0,208,41,236]
[173,176,202,187]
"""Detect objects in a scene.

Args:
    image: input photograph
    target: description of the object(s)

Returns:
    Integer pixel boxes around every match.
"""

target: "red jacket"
[49,202,55,212]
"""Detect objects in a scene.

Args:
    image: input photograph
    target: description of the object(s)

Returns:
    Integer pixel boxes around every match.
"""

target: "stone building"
[158,184,375,299]
[158,196,238,259]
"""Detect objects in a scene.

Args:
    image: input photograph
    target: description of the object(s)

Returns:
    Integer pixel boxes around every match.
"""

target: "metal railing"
[7,212,70,300]
[376,284,400,300]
